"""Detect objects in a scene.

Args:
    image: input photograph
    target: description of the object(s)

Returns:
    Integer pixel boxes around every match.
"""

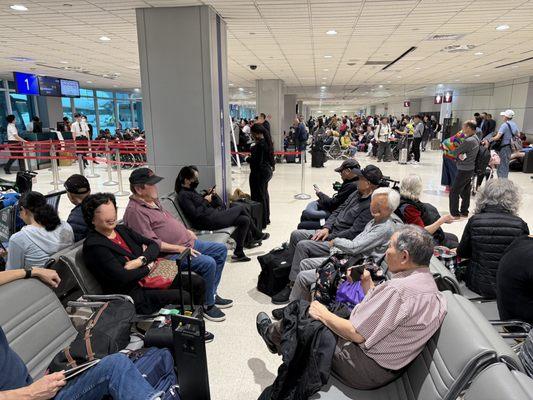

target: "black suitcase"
[523,151,533,173]
[311,150,326,168]
[285,145,297,163]
[257,244,292,296]
[233,198,264,230]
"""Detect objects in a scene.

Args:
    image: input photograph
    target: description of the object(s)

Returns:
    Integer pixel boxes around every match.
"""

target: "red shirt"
[110,231,132,255]
[403,205,425,228]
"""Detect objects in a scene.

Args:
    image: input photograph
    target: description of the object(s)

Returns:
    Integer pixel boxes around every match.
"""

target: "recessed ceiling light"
[397,76,402,79]
[438,83,443,87]
[59,60,68,64]
[322,77,327,80]
[387,81,391,83]
[99,36,111,41]
[455,79,460,82]
[10,4,28,11]
[134,88,140,92]
[496,24,510,31]
[326,30,337,35]
[86,80,92,84]
[475,52,484,55]
[379,85,383,88]
[228,83,234,86]
[342,110,347,113]
[238,87,244,91]
[317,110,322,113]
[320,86,326,89]
[248,91,253,94]
[474,74,480,77]
[324,55,333,59]
[323,69,329,71]
[113,85,118,88]
[415,67,421,70]
[330,110,335,113]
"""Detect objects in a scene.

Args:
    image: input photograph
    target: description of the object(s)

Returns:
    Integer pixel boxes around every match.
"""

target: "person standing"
[421,115,431,152]
[258,112,271,134]
[294,117,308,162]
[489,109,519,178]
[411,115,424,164]
[71,113,89,167]
[3,115,27,174]
[449,121,479,218]
[375,116,392,162]
[248,123,275,228]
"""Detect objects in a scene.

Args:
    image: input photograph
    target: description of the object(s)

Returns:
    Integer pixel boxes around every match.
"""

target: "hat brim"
[144,175,164,185]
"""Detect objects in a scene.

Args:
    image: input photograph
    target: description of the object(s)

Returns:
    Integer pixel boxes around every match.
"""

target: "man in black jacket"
[65,174,91,242]
[298,159,360,229]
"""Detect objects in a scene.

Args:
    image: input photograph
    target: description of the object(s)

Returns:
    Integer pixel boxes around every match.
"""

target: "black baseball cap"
[334,159,361,173]
[64,174,90,195]
[355,165,383,185]
[129,168,163,185]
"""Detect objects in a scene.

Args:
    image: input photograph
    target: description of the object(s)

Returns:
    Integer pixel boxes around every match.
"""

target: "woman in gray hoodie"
[6,191,74,270]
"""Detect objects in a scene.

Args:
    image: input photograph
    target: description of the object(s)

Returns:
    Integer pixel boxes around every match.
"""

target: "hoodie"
[6,221,74,270]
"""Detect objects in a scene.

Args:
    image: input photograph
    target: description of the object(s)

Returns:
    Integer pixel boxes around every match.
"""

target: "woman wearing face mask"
[176,166,269,262]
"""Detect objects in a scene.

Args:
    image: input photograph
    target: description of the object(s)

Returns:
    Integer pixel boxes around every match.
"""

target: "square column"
[256,79,284,150]
[283,94,297,136]
[137,6,230,199]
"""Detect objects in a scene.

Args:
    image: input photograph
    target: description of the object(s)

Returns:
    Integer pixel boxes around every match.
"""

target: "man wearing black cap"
[299,159,360,230]
[272,165,382,304]
[65,174,91,242]
[123,168,232,322]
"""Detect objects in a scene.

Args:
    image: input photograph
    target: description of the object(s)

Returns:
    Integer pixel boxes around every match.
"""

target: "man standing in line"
[449,121,480,218]
[375,116,392,162]
[489,109,519,178]
[411,115,424,165]
[71,113,89,167]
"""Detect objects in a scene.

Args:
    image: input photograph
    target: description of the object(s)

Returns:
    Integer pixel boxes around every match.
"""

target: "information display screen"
[38,76,61,96]
[60,79,80,97]
[13,72,40,95]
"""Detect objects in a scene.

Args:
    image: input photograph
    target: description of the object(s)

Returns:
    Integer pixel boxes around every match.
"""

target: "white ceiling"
[1,0,533,108]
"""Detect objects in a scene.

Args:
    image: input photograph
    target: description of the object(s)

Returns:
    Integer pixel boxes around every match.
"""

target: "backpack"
[474,145,491,175]
[511,135,523,153]
[257,244,291,296]
[128,347,180,397]
[49,299,135,372]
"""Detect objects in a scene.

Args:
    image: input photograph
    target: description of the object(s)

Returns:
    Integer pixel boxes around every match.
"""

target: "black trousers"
[412,138,422,162]
[449,169,474,216]
[250,167,273,228]
[4,141,25,172]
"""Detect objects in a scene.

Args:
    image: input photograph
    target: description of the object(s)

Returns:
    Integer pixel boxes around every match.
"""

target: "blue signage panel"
[13,72,39,95]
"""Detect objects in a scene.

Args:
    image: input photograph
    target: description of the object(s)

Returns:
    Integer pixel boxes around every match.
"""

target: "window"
[117,100,132,129]
[9,93,32,132]
[116,92,129,100]
[73,97,96,138]
[133,101,143,130]
[96,90,113,99]
[62,97,72,119]
[0,92,8,137]
[97,98,116,134]
[80,88,94,97]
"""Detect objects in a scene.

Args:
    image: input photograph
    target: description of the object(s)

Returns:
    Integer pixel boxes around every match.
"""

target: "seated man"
[64,174,91,242]
[257,225,447,390]
[271,165,382,304]
[298,159,360,230]
[0,269,177,400]
[288,187,403,304]
[123,168,232,323]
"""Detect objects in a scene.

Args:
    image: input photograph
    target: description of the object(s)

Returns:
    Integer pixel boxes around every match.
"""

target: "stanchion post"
[102,140,118,186]
[84,138,100,178]
[294,150,311,200]
[77,154,85,176]
[114,148,130,197]
[48,144,64,187]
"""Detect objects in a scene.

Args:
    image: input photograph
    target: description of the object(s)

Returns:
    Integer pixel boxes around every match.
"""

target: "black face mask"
[190,180,199,189]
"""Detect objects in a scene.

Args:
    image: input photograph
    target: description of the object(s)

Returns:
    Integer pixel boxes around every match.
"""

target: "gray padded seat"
[0,279,77,379]
[312,291,522,400]
[59,246,104,295]
[464,363,533,400]
[429,257,461,294]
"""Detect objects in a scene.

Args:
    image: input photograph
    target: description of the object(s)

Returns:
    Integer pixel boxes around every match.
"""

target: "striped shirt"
[350,267,447,370]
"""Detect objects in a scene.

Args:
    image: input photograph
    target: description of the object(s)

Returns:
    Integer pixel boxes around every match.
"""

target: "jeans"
[497,145,511,178]
[168,240,227,306]
[449,169,474,216]
[301,201,330,221]
[4,141,26,172]
[55,353,161,400]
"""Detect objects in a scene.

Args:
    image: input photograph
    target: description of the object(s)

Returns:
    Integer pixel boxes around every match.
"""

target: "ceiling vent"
[427,34,464,41]
[8,56,34,62]
[364,60,391,65]
[496,56,533,68]
[34,62,120,79]
[442,44,476,53]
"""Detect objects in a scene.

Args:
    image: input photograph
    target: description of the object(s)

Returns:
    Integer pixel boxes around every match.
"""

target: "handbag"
[491,122,512,152]
[139,258,179,289]
[335,281,365,309]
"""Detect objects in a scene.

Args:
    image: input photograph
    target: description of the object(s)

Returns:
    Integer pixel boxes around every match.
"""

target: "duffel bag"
[233,198,264,229]
[257,244,291,296]
[128,347,180,397]
[49,298,135,372]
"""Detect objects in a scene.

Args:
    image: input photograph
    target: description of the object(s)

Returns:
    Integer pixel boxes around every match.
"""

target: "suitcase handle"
[176,248,194,315]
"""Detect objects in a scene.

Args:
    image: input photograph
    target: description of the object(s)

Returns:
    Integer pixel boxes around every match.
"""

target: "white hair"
[474,179,520,216]
[400,174,423,201]
[372,187,401,212]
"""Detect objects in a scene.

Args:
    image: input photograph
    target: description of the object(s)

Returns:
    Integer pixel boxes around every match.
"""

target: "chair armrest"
[81,294,134,304]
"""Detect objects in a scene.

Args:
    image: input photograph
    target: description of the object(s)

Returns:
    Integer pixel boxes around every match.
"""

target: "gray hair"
[400,174,423,201]
[372,187,401,212]
[474,179,520,215]
[394,225,435,266]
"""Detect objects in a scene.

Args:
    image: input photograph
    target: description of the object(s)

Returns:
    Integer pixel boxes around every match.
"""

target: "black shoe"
[215,295,233,309]
[256,312,276,354]
[261,233,270,241]
[204,331,215,343]
[271,286,291,305]
[203,305,226,322]
[3,169,10,175]
[272,307,284,321]
[245,239,262,249]
[232,253,251,262]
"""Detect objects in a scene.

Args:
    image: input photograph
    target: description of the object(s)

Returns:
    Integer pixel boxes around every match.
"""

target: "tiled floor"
[7,151,532,399]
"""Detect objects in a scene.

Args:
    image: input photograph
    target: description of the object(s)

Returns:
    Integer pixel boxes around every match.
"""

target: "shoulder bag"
[139,258,179,289]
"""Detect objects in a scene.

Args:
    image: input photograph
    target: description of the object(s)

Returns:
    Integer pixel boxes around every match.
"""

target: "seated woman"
[176,166,269,262]
[6,191,74,270]
[82,192,205,315]
[457,179,529,299]
[395,174,457,248]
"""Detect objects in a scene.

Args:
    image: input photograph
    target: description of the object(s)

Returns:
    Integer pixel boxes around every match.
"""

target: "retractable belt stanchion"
[77,154,85,176]
[113,148,129,197]
[85,138,99,178]
[103,140,118,187]
[294,149,311,200]
[48,145,63,194]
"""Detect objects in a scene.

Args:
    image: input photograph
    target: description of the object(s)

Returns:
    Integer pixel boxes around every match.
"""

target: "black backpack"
[257,244,291,296]
[474,145,491,175]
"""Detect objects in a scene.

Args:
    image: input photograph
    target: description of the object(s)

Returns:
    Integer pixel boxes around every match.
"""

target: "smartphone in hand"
[349,265,366,282]
[313,184,320,192]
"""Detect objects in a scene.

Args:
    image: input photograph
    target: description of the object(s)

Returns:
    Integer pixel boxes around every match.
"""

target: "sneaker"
[215,294,234,309]
[231,253,251,262]
[271,286,291,305]
[203,305,226,322]
[272,307,284,320]
[256,312,277,354]
[204,331,215,343]
[261,233,270,241]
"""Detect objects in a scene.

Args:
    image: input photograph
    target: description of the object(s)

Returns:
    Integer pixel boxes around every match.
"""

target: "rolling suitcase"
[430,138,441,150]
[233,198,263,230]
[399,148,408,164]
[285,145,297,163]
[172,248,211,400]
[523,150,533,173]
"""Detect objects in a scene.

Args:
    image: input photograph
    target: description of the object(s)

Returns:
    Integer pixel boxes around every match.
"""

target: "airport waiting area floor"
[3,150,533,399]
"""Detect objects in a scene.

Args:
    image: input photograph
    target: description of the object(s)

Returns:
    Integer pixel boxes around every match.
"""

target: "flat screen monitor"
[13,72,40,95]
[38,76,61,96]
[60,79,80,97]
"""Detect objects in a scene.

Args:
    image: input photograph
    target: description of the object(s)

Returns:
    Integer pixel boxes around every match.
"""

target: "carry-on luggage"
[523,150,533,173]
[399,148,408,164]
[233,198,264,230]
[311,149,326,168]
[285,145,297,163]
[257,243,292,296]
[430,138,441,150]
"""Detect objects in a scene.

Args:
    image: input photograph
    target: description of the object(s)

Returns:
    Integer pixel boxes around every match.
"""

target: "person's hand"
[26,372,66,400]
[204,194,213,203]
[190,248,201,258]
[448,248,457,255]
[188,230,198,240]
[124,258,143,270]
[32,268,61,288]
[309,301,328,322]
[360,269,371,284]
[441,214,458,224]
[311,228,329,241]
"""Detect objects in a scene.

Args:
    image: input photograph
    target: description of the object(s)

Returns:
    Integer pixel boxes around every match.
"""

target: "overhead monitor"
[13,72,40,95]
[38,76,61,96]
[403,100,411,107]
[60,79,80,97]
[444,91,453,103]
[434,93,443,104]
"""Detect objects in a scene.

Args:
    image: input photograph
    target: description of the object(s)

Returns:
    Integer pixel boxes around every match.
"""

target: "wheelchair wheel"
[329,144,341,159]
